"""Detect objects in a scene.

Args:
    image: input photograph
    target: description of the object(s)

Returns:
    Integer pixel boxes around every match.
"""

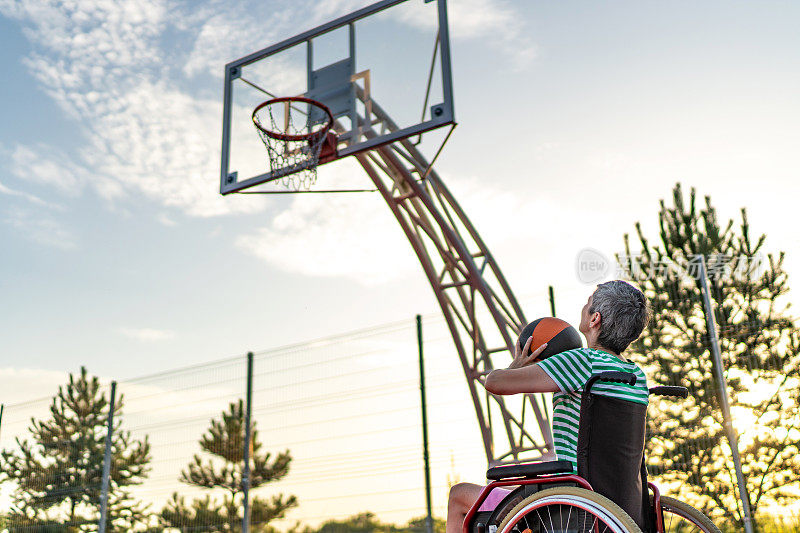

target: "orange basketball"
[517,317,583,360]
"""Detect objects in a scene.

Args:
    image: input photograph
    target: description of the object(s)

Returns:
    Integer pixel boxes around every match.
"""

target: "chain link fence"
[0,316,486,532]
[1,273,798,532]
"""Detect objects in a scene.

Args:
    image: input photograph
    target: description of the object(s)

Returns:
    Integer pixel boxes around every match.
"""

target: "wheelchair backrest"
[577,377,648,529]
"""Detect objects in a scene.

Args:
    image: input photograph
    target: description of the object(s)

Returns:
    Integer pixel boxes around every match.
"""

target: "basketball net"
[252,98,334,191]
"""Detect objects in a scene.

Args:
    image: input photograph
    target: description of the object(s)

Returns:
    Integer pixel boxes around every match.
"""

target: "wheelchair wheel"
[497,486,643,533]
[658,496,721,533]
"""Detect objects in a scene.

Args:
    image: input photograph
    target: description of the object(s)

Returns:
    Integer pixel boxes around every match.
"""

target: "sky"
[1,0,800,524]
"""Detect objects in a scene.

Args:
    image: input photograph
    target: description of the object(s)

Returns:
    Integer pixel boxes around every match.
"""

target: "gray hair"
[589,280,651,354]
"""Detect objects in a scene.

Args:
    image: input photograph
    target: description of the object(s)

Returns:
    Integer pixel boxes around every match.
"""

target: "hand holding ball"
[516,317,583,361]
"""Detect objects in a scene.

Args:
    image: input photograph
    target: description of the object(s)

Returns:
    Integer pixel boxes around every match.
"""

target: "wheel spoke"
[496,487,642,533]
[565,502,573,530]
[536,508,549,532]
[658,497,720,533]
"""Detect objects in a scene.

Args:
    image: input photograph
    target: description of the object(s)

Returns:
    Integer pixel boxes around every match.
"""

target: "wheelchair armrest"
[649,385,689,398]
[486,460,573,480]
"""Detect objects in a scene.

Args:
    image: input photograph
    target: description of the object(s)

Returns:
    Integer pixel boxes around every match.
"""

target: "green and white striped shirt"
[536,347,649,473]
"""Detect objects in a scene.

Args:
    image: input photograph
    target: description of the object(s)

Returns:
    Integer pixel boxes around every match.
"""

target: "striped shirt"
[536,347,649,473]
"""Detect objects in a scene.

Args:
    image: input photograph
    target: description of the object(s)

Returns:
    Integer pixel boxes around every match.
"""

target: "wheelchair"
[463,372,721,533]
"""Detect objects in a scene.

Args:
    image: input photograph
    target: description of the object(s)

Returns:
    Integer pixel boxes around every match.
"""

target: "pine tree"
[404,516,446,533]
[313,512,398,533]
[303,513,445,533]
[620,184,800,527]
[0,367,152,531]
[160,400,297,531]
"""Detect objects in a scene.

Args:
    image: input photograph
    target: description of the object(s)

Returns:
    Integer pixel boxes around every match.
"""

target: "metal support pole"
[698,256,754,533]
[417,315,434,533]
[99,381,117,533]
[548,286,556,317]
[242,352,254,533]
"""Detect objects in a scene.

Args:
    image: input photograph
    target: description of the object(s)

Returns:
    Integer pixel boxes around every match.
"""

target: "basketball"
[517,317,583,361]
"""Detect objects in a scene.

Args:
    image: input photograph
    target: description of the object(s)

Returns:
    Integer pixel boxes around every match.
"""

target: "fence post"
[99,381,117,533]
[242,352,254,533]
[417,315,434,533]
[698,256,754,532]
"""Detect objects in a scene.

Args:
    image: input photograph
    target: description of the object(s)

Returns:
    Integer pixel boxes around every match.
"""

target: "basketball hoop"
[252,96,336,190]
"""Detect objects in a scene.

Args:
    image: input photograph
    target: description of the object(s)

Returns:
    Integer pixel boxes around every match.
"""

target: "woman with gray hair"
[445,280,652,533]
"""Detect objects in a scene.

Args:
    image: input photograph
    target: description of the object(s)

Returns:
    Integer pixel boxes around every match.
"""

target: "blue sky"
[2,0,799,401]
[2,0,800,525]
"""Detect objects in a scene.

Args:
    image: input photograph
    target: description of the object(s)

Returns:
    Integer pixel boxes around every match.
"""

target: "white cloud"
[183,11,251,79]
[235,158,416,286]
[0,0,535,222]
[183,8,283,80]
[182,2,334,86]
[183,0,535,83]
[231,157,572,286]
[239,57,307,97]
[0,368,71,473]
[392,0,536,68]
[118,327,176,342]
[156,213,177,226]
[4,207,77,250]
[9,144,85,194]
[0,0,540,283]
[0,367,69,407]
[1,144,78,247]
[79,79,262,216]
[0,179,58,208]
[0,0,266,217]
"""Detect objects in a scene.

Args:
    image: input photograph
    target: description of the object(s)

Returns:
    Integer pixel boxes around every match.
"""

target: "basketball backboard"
[220,0,454,194]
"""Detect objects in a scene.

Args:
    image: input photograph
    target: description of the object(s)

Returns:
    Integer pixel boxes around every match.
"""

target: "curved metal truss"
[349,96,554,465]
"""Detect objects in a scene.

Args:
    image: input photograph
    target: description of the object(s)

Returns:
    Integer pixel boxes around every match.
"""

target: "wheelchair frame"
[463,476,670,533]
[461,372,719,533]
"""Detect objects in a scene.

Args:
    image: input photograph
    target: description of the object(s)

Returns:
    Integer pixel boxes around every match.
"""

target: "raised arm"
[484,338,559,395]
[484,364,559,394]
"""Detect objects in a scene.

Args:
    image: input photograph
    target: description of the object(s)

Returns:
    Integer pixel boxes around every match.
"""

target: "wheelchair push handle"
[585,371,636,394]
[648,385,689,398]
[584,373,690,399]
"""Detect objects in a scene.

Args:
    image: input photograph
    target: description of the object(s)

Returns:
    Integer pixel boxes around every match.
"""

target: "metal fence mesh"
[1,277,798,532]
[0,317,485,532]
